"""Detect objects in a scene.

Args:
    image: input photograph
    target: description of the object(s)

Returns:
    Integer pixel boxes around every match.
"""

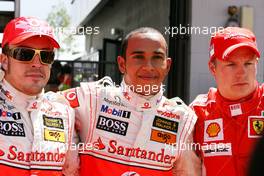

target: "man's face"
[117,33,171,95]
[1,36,54,96]
[210,47,258,100]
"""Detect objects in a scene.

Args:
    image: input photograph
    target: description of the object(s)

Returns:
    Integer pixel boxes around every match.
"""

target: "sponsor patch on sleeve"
[153,116,178,133]
[150,129,176,144]
[96,116,128,136]
[204,118,223,142]
[202,143,232,157]
[63,89,79,108]
[248,116,264,138]
[43,115,64,129]
[0,120,25,137]
[44,128,65,143]
[229,104,242,116]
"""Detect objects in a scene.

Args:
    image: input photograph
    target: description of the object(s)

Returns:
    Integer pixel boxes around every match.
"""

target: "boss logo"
[96,116,128,136]
[0,120,25,136]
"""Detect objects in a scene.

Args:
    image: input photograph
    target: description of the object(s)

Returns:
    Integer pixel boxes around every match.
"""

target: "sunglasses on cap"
[7,47,55,65]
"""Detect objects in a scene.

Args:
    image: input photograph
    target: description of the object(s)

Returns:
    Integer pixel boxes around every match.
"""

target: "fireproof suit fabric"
[63,77,198,176]
[191,85,264,176]
[0,79,78,176]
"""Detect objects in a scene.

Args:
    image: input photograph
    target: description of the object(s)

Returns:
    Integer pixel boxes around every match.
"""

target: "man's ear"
[117,56,126,74]
[166,57,172,74]
[208,61,216,76]
[0,54,8,71]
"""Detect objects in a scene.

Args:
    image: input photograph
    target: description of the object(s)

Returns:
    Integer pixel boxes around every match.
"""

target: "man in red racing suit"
[63,27,198,176]
[0,17,78,176]
[191,27,263,176]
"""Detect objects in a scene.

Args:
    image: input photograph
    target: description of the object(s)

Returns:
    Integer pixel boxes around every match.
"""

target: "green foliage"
[47,2,70,28]
[47,2,74,57]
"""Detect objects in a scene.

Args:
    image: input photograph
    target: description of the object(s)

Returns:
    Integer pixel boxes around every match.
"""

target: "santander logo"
[95,137,106,150]
[95,138,175,165]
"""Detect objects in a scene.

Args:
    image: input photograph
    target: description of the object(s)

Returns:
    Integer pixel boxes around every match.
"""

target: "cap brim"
[222,42,260,60]
[9,33,60,48]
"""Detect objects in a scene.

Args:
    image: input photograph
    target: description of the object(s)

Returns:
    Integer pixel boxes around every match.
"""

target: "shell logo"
[206,122,221,137]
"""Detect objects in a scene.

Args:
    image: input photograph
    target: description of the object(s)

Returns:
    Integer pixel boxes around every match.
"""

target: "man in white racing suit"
[0,17,78,176]
[63,27,198,176]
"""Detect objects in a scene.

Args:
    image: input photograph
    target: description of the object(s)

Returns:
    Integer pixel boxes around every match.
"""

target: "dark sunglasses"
[7,47,55,65]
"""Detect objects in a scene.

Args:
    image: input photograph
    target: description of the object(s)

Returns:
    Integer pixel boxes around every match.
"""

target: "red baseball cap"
[209,27,260,63]
[2,16,60,48]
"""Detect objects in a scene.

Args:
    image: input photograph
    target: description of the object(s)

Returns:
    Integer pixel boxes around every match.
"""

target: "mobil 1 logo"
[100,105,131,119]
[96,116,128,136]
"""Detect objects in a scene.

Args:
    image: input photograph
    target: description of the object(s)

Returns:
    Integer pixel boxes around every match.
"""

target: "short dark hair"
[120,27,168,59]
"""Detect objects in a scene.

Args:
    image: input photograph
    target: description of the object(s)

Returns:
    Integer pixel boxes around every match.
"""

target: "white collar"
[120,80,164,111]
[0,79,44,109]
